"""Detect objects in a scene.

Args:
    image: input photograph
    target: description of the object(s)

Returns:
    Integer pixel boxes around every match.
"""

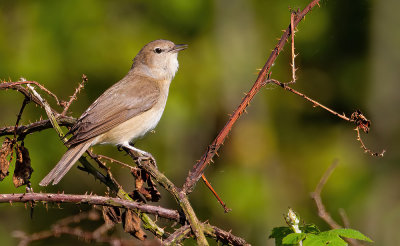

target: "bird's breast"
[96,84,169,145]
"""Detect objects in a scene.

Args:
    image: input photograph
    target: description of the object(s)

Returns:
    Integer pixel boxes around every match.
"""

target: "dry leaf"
[351,110,371,133]
[122,209,146,240]
[13,145,33,187]
[130,167,161,202]
[0,137,13,181]
[102,206,122,225]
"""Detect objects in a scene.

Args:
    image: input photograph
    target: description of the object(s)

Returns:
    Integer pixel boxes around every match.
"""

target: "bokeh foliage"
[0,0,399,245]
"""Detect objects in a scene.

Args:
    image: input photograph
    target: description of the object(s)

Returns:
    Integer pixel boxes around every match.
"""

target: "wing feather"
[66,74,160,146]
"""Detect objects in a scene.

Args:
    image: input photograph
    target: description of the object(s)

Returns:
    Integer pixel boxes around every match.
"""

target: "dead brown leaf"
[351,110,371,133]
[13,145,33,187]
[130,167,161,202]
[0,137,13,181]
[102,206,122,225]
[122,209,146,240]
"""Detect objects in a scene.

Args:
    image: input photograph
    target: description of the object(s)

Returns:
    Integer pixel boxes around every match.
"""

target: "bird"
[39,39,187,186]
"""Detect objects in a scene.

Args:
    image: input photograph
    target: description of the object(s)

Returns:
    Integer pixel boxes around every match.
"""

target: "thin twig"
[201,174,231,213]
[97,154,134,169]
[61,74,87,116]
[0,83,45,109]
[290,11,297,83]
[355,127,385,157]
[1,80,61,105]
[267,79,350,121]
[14,98,30,140]
[311,160,341,229]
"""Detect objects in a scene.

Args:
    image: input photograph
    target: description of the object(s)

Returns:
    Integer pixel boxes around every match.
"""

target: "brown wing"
[66,74,160,146]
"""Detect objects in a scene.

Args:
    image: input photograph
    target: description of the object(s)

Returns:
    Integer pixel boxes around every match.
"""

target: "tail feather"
[39,141,93,186]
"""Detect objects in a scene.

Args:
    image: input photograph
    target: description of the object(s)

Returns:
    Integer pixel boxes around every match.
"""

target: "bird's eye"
[154,48,162,54]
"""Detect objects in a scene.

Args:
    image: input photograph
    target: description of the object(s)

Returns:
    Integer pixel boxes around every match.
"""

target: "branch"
[0,117,76,139]
[268,79,351,121]
[1,80,61,105]
[2,193,249,245]
[311,161,364,246]
[311,160,341,229]
[162,225,191,245]
[0,193,181,221]
[355,127,385,157]
[182,0,322,194]
[0,82,45,109]
[61,74,87,116]
[203,224,250,246]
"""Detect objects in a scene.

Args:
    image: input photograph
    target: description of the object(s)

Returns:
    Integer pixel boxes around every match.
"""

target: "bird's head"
[133,39,187,81]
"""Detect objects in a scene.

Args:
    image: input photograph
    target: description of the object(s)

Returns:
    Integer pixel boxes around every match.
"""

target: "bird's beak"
[170,44,188,53]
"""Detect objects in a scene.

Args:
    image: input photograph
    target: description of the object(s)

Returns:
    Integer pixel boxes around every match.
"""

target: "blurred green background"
[0,0,399,245]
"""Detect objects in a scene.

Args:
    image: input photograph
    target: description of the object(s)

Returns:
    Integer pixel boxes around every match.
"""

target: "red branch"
[182,0,321,194]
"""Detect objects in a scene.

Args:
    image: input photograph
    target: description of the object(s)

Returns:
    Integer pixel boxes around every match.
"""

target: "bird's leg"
[121,143,157,168]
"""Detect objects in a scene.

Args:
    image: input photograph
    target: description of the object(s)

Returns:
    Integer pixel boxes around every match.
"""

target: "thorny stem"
[61,74,87,116]
[182,0,322,195]
[267,79,350,121]
[1,80,61,105]
[290,11,297,83]
[0,193,181,221]
[355,127,385,157]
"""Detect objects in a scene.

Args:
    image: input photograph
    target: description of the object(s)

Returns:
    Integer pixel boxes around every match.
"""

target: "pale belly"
[94,100,166,146]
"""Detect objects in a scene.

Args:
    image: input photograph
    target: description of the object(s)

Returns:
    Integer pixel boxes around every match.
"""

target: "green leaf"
[300,224,320,234]
[269,227,295,246]
[330,228,373,242]
[303,234,325,246]
[269,227,293,239]
[302,228,372,246]
[303,234,347,246]
[282,233,306,244]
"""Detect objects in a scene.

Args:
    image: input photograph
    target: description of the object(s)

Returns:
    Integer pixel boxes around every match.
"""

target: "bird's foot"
[121,143,157,168]
[136,155,157,168]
